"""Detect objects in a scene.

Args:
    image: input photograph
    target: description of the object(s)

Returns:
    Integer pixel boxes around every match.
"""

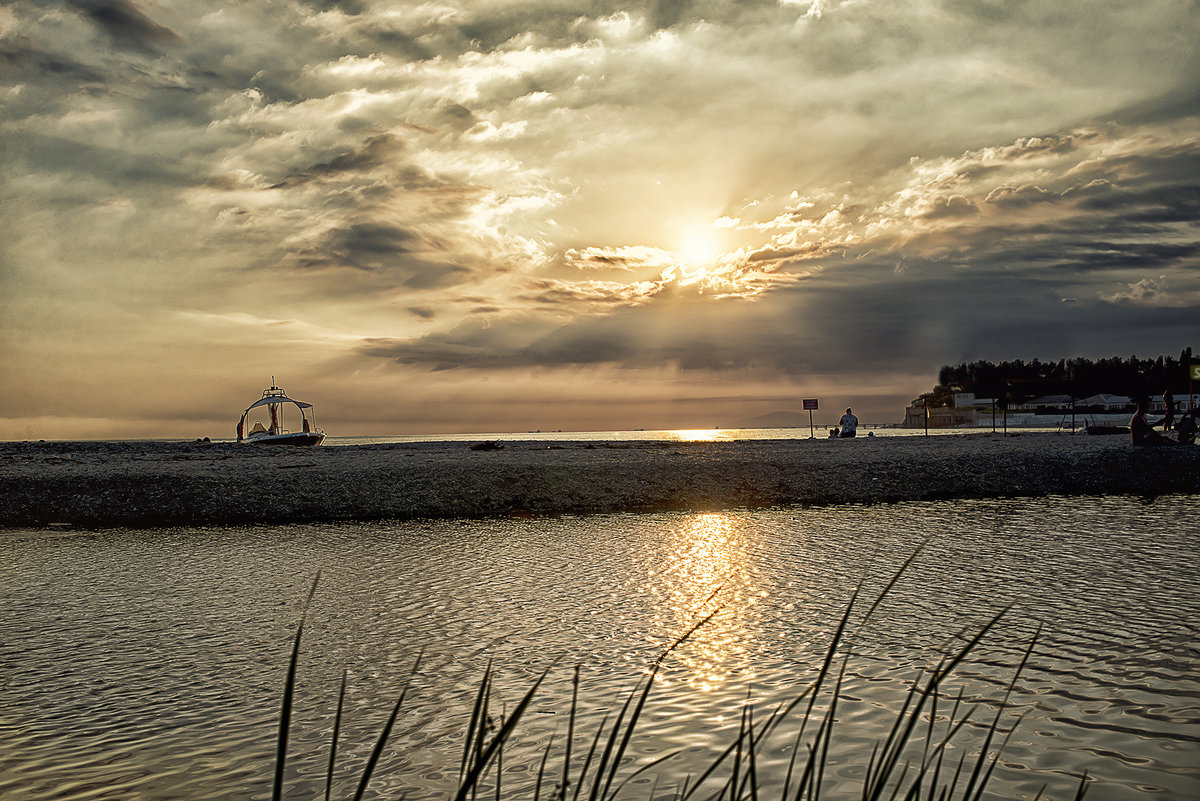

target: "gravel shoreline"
[2,433,1197,529]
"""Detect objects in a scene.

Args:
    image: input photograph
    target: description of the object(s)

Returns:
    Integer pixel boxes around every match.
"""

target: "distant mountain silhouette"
[734,410,809,428]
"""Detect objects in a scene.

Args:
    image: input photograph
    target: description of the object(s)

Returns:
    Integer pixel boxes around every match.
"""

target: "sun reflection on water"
[649,513,762,691]
[669,429,731,442]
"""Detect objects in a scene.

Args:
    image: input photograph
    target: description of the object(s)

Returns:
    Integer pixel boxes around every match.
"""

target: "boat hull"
[246,432,326,446]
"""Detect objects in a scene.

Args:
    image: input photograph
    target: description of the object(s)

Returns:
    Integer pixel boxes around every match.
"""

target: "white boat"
[236,380,325,445]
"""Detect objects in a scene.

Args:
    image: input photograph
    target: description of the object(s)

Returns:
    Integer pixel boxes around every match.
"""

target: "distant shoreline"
[2,434,1197,529]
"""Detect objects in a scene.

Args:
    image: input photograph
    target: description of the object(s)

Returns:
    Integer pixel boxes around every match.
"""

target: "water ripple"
[1,495,1197,800]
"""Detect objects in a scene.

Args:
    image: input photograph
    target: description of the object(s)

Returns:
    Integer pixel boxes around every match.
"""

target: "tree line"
[917,348,1195,408]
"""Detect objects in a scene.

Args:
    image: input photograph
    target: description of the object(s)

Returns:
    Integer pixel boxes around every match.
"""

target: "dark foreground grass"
[272,562,1090,801]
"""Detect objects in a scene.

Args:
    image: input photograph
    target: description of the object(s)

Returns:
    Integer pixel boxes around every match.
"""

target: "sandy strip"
[1,433,1197,528]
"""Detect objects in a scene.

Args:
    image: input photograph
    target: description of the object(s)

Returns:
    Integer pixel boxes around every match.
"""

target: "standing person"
[1162,390,1176,430]
[839,407,859,438]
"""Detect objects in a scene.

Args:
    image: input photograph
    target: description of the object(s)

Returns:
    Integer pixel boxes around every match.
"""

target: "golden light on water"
[670,429,730,442]
[650,513,762,691]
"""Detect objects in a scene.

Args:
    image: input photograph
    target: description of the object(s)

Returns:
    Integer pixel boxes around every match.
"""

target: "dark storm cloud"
[1076,182,1200,226]
[69,0,181,51]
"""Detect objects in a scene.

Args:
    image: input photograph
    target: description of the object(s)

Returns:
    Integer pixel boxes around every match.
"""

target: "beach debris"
[469,441,504,451]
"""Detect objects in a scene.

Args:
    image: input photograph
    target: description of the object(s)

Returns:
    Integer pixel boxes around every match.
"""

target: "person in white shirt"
[839,407,858,438]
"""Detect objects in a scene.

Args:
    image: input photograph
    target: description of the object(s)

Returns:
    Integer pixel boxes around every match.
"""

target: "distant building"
[953,392,995,408]
[1078,394,1132,412]
[904,398,976,428]
[1017,394,1075,411]
[902,390,1192,429]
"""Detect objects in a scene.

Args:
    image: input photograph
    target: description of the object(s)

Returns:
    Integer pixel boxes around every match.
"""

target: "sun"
[678,226,720,266]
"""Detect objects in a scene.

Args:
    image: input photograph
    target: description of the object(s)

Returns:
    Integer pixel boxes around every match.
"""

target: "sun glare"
[671,428,728,442]
[678,227,720,266]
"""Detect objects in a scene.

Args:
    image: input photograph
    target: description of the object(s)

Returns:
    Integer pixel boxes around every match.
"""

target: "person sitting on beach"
[1174,408,1197,445]
[1130,397,1175,446]
[838,408,858,438]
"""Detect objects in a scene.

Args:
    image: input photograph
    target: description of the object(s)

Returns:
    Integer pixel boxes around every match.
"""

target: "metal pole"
[1003,385,1008,436]
[923,399,929,436]
[808,409,814,439]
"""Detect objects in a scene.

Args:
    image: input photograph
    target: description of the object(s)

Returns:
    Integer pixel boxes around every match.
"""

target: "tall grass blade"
[726,702,747,801]
[677,721,752,801]
[857,542,927,629]
[747,703,760,801]
[810,659,846,801]
[272,571,321,801]
[1071,771,1090,801]
[325,668,348,801]
[561,665,580,801]
[863,604,1014,801]
[961,625,1040,801]
[351,650,423,801]
[495,708,505,801]
[586,682,639,801]
[452,665,553,801]
[778,588,860,801]
[608,749,685,799]
[572,712,610,801]
[534,733,555,801]
[461,662,494,784]
[595,608,722,801]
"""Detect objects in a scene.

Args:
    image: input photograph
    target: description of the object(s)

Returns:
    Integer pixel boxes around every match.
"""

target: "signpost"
[802,398,819,438]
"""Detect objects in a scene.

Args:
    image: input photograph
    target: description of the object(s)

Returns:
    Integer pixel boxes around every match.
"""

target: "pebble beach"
[2,433,1197,529]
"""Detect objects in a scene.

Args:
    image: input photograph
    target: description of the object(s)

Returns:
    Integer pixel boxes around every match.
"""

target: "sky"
[2,0,1198,439]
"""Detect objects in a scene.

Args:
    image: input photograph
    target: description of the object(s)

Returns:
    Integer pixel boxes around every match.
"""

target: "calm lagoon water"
[1,495,1197,801]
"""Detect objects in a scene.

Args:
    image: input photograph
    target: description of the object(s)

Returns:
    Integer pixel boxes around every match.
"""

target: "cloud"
[984,184,1054,206]
[357,120,1200,380]
[69,0,182,51]
[2,0,1198,436]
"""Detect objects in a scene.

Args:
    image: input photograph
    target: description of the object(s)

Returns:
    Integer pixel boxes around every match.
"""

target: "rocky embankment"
[1,434,1197,529]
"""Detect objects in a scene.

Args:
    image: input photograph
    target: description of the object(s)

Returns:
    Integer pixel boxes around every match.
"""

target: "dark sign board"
[802,398,819,410]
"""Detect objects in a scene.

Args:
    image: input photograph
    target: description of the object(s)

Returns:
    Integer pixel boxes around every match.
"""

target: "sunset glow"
[1,2,1196,438]
[678,227,722,267]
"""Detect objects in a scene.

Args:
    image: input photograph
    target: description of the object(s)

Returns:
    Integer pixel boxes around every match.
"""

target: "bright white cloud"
[1,0,1197,436]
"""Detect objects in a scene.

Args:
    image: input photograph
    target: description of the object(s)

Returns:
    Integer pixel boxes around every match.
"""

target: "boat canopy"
[242,394,313,411]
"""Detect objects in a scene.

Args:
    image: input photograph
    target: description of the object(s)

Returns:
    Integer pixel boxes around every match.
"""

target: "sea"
[1,491,1196,801]
[313,423,1075,446]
